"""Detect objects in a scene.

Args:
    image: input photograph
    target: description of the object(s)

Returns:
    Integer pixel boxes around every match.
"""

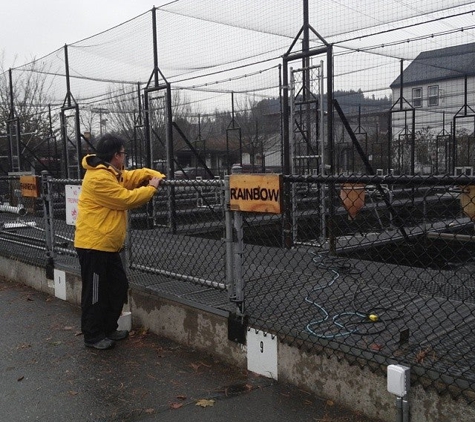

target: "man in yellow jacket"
[74,134,165,350]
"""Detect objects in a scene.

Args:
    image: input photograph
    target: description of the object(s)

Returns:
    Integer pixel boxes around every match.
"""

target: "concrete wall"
[277,342,474,422]
[0,255,55,294]
[1,255,475,422]
[129,287,247,368]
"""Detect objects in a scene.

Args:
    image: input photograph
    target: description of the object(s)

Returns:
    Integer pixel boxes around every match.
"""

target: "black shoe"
[107,330,129,341]
[84,338,115,350]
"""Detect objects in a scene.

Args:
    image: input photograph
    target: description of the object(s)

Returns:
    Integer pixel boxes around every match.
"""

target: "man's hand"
[148,177,162,190]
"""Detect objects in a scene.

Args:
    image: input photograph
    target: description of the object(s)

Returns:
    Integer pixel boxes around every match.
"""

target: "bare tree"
[0,56,58,172]
[101,84,193,167]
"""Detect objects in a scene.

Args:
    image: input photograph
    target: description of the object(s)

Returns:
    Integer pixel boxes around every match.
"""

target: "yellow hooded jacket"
[74,154,165,252]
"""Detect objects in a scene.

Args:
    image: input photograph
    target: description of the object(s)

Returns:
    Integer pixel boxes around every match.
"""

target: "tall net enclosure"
[4,0,475,170]
[3,0,475,406]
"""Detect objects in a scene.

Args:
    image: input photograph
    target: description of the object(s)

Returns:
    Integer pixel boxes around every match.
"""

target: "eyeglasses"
[117,151,127,156]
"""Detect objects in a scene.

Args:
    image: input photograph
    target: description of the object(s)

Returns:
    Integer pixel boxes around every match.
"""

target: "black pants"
[76,248,129,343]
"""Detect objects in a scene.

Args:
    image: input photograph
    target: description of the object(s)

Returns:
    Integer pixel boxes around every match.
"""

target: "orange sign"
[229,174,282,214]
[20,175,40,198]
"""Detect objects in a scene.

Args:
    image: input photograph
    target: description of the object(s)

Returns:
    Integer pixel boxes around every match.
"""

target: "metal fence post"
[225,165,246,315]
[41,171,55,277]
[228,164,245,314]
[224,175,235,303]
[233,208,244,313]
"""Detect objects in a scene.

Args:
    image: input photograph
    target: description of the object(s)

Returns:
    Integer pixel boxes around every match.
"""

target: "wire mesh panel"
[127,180,228,305]
[243,174,475,402]
[0,175,51,265]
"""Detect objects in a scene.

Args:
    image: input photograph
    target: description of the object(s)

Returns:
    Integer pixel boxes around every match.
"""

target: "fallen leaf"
[326,400,334,406]
[415,347,432,364]
[370,343,383,351]
[17,376,24,382]
[144,408,155,414]
[68,391,78,396]
[176,395,187,400]
[17,343,31,350]
[136,327,149,336]
[195,399,215,408]
[170,402,184,409]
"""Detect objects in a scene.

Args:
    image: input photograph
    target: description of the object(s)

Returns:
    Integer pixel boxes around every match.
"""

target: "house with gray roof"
[390,42,475,174]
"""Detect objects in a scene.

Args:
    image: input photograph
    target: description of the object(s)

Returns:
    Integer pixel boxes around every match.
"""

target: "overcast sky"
[1,1,170,70]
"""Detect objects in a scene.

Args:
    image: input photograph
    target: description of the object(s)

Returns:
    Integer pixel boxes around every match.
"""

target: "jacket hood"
[82,154,120,176]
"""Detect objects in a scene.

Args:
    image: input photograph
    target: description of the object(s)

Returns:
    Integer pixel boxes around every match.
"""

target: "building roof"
[390,42,475,88]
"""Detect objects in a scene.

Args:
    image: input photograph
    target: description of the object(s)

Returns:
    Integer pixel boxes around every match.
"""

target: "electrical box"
[387,364,410,396]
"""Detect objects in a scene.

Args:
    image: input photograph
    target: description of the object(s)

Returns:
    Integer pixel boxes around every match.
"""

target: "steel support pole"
[226,166,245,314]
[224,175,235,303]
[41,171,55,260]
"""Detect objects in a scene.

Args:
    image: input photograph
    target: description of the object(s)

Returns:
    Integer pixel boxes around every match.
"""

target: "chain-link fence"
[1,172,475,402]
[246,174,475,403]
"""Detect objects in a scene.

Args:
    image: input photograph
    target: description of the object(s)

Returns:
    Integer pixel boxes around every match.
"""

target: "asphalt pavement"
[0,278,384,422]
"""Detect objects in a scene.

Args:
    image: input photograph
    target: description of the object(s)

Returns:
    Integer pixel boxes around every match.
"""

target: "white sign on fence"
[65,185,81,226]
[54,269,67,300]
[247,327,278,380]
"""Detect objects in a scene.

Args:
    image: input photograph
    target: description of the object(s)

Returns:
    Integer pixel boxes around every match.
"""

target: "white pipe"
[2,221,36,229]
[0,203,27,216]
